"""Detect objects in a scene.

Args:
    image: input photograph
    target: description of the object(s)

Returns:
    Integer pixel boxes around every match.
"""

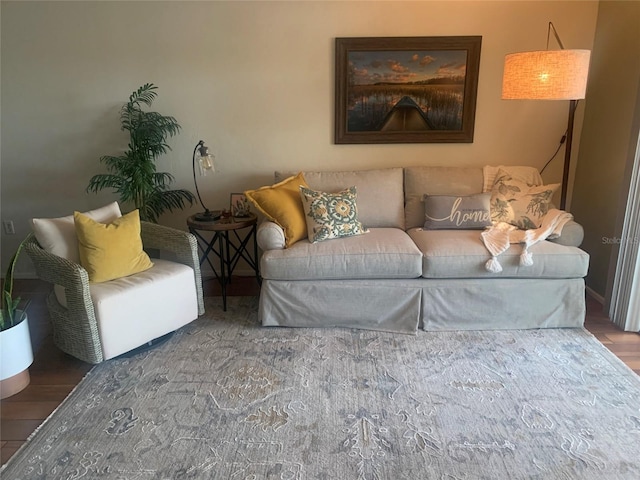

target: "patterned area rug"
[3,297,640,479]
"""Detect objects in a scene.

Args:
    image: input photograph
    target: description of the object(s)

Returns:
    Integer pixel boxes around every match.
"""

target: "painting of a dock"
[335,36,482,144]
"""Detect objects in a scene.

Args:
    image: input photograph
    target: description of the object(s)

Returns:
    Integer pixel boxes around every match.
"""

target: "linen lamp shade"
[501,44,591,210]
[502,49,591,101]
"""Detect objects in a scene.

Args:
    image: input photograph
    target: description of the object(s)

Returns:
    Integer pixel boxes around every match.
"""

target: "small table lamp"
[502,22,591,210]
[192,140,221,221]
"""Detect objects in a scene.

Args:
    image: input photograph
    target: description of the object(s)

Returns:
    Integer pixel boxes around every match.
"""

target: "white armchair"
[25,203,204,364]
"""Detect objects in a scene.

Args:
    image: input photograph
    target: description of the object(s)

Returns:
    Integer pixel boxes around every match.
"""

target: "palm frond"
[88,83,190,223]
[99,155,129,172]
[152,172,175,189]
[141,112,181,136]
[161,189,196,209]
[128,83,157,107]
[86,174,126,193]
[142,189,196,222]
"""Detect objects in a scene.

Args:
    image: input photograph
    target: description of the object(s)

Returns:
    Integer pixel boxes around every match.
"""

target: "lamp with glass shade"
[192,140,221,221]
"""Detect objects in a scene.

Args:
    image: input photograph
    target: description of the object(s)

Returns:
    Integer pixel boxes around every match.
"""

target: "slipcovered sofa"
[253,167,589,334]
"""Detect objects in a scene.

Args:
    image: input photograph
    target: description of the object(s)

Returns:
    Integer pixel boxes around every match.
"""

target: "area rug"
[3,297,640,479]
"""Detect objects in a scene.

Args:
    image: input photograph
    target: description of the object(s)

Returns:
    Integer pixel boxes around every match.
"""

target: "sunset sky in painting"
[348,50,468,85]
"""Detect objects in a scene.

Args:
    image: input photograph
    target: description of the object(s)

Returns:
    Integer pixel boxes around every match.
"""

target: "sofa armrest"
[257,221,286,251]
[140,221,204,315]
[547,219,584,247]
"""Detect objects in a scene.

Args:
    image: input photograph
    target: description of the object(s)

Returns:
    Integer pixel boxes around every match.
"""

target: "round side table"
[187,214,260,311]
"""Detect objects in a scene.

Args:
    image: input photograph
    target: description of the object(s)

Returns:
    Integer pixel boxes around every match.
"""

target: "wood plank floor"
[2,278,639,465]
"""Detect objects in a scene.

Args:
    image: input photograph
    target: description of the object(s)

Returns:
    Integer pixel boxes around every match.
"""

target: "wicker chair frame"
[24,222,204,364]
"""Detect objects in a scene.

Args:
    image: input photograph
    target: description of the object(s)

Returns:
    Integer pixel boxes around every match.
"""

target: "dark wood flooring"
[2,278,639,465]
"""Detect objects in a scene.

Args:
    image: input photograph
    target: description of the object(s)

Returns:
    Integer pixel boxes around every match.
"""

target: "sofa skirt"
[420,277,586,331]
[259,278,586,333]
[260,280,422,334]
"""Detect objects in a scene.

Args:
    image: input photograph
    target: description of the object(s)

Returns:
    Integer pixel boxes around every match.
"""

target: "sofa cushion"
[408,228,589,279]
[404,166,484,230]
[275,167,404,229]
[261,228,422,281]
[299,185,368,243]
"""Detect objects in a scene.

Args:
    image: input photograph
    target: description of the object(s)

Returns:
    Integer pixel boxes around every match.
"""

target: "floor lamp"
[502,22,591,210]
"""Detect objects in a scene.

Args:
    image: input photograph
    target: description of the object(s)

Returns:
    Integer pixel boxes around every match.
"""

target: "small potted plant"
[0,234,34,399]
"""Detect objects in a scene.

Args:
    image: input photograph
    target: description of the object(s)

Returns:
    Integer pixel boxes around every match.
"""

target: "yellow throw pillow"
[245,172,309,247]
[74,209,153,283]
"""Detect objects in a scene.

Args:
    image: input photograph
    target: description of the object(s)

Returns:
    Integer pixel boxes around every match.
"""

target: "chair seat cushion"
[261,228,423,281]
[57,259,198,360]
[408,228,589,279]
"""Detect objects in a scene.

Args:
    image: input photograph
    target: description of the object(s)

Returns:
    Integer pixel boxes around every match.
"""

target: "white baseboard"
[585,286,605,305]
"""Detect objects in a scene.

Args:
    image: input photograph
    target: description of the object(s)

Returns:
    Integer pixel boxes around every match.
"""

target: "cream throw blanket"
[481,209,574,273]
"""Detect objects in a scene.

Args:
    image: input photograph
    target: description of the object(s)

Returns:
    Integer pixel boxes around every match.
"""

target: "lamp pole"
[560,100,578,210]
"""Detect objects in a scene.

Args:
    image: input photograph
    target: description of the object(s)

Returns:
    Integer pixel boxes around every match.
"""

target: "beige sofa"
[256,167,589,333]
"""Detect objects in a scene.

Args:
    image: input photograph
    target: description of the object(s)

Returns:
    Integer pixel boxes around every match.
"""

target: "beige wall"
[1,1,599,276]
[571,0,640,299]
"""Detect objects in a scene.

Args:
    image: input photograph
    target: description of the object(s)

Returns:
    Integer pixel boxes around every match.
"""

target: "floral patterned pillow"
[490,169,559,229]
[299,185,368,243]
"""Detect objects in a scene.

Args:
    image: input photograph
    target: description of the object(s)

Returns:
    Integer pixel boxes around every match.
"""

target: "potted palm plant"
[87,83,195,222]
[0,235,34,399]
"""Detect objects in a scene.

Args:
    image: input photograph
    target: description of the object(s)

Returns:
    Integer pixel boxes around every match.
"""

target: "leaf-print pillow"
[299,185,368,243]
[490,169,559,229]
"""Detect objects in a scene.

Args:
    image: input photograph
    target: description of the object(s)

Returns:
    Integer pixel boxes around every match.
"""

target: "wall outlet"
[3,220,15,235]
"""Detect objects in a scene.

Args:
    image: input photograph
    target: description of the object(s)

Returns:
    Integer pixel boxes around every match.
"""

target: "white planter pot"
[0,313,34,398]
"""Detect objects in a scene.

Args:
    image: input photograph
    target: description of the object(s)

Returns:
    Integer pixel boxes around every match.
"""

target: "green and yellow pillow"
[299,185,367,243]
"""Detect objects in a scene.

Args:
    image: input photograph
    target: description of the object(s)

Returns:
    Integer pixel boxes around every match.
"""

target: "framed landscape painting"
[335,36,482,144]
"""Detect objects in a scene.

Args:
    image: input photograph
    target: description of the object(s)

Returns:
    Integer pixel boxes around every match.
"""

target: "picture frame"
[335,36,482,144]
[230,193,251,218]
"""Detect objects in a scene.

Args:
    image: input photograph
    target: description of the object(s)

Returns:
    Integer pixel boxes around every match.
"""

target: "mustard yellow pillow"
[74,209,153,283]
[245,172,309,247]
